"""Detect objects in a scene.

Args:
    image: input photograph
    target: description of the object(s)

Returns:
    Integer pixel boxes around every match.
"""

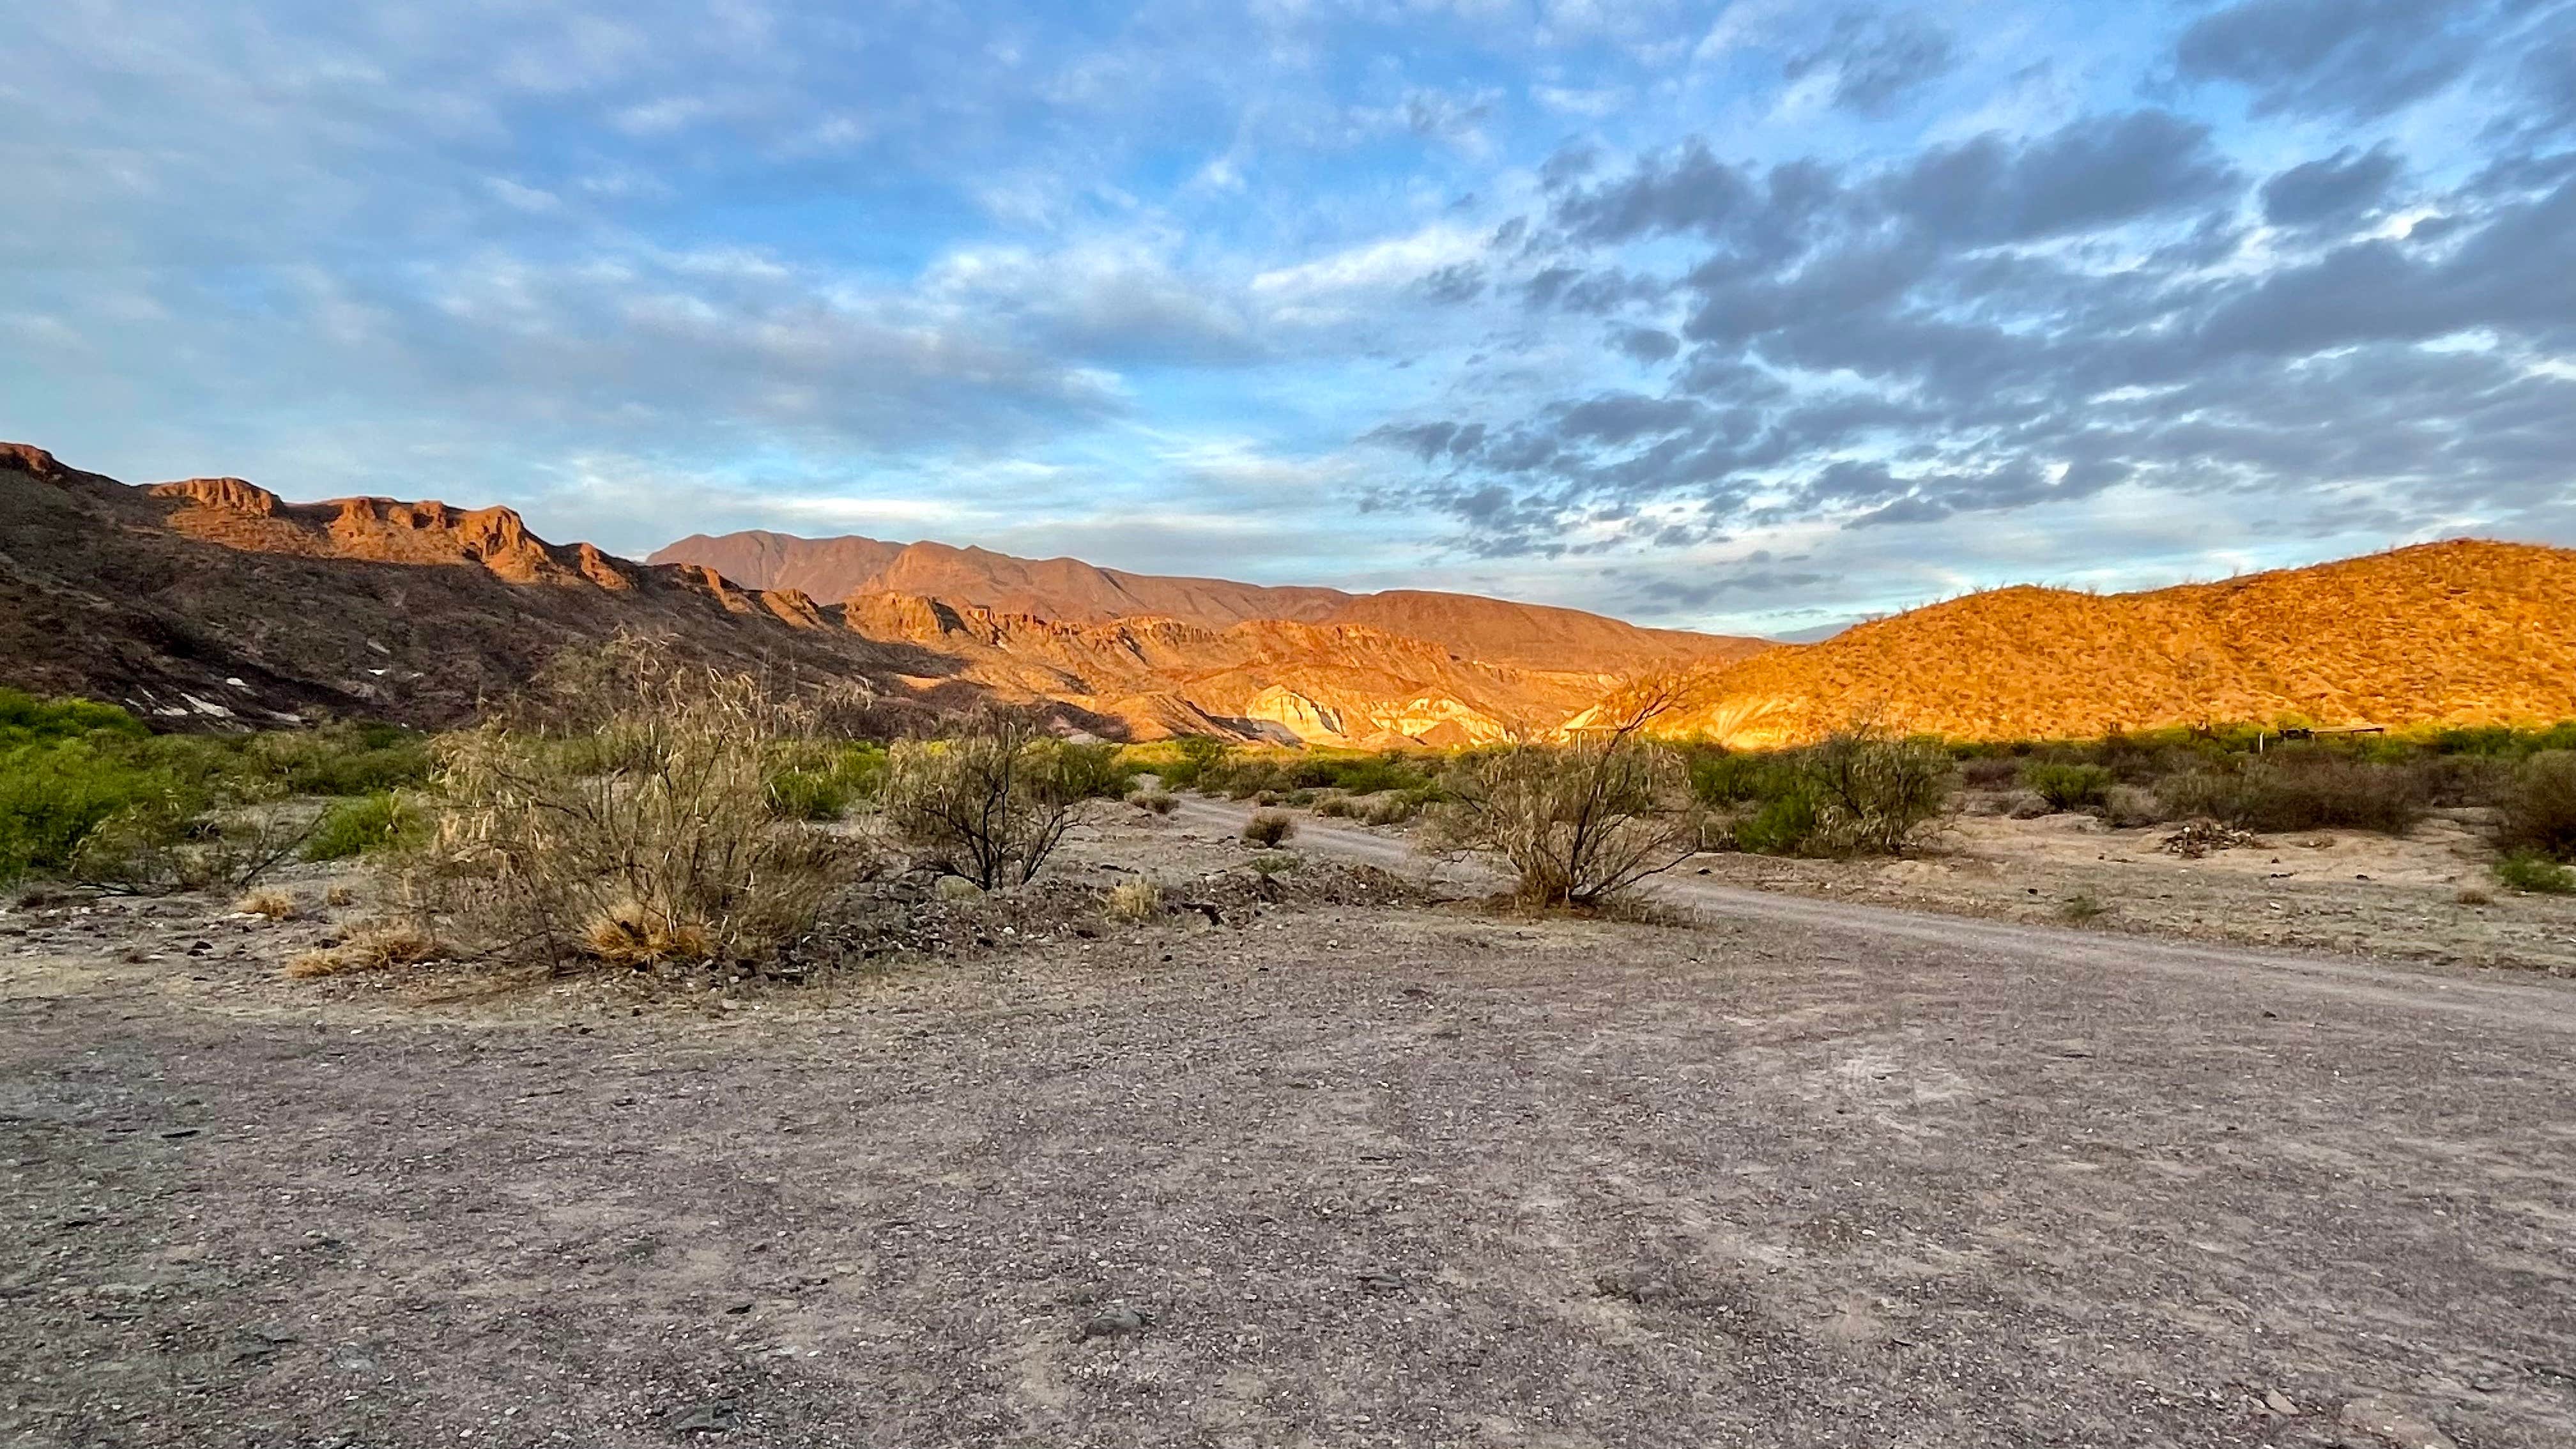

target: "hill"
[0,444,1701,744]
[1676,540,2576,744]
[649,530,1761,675]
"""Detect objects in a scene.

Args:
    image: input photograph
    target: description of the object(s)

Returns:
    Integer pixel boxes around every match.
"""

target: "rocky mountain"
[1675,539,2576,746]
[13,442,2567,747]
[650,530,1756,675]
[0,444,1713,743]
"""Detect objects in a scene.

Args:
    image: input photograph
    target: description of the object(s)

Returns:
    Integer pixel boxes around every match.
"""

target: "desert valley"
[10,441,2576,750]
[13,2,2576,1445]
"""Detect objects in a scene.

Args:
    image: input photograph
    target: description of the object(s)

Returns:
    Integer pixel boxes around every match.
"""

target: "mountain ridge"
[6,441,2572,747]
[648,529,1761,675]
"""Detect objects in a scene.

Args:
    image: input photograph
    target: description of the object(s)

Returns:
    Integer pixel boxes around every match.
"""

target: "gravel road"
[4,818,2573,1448]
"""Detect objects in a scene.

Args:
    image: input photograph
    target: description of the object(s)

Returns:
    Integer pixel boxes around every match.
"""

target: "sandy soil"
[4,813,2575,1448]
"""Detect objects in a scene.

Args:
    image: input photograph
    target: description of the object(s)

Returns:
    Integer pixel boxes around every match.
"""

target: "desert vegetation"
[394,641,862,974]
[880,706,1123,890]
[1687,729,1955,857]
[1420,677,1705,908]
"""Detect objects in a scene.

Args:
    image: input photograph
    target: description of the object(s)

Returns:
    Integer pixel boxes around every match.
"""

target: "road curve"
[1169,792,2576,1030]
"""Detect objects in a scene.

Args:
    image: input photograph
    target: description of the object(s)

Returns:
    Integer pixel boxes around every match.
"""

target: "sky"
[5,1,2573,638]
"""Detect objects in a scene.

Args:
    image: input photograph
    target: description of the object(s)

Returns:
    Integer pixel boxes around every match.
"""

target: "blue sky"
[6,1,2573,637]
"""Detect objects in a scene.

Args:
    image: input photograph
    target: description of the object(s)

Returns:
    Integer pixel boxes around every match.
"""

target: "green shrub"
[1797,732,1954,856]
[1729,783,1820,855]
[303,792,420,861]
[0,741,190,882]
[2152,747,2425,834]
[2021,762,2114,813]
[2494,751,2576,862]
[2494,851,2576,895]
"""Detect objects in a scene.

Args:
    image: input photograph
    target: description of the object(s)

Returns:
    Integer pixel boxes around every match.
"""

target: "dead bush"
[1243,811,1296,847]
[1103,877,1163,923]
[401,640,857,974]
[880,707,1119,889]
[286,917,443,979]
[233,887,297,920]
[2494,750,2576,862]
[1424,674,1703,907]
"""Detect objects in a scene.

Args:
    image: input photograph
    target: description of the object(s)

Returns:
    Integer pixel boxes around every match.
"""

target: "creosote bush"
[401,641,857,974]
[880,707,1120,889]
[2494,751,2576,862]
[2021,762,2114,814]
[303,792,420,862]
[1426,676,1701,908]
[2494,851,2576,896]
[1694,730,1952,857]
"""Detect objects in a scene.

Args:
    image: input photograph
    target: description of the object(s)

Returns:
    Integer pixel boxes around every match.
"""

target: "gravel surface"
[4,829,2575,1448]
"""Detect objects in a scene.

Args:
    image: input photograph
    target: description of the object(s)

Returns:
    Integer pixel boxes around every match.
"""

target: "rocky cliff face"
[0,444,1675,742]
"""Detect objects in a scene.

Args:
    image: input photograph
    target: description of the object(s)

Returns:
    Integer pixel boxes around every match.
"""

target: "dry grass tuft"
[233,887,298,921]
[1103,877,1163,923]
[285,917,442,978]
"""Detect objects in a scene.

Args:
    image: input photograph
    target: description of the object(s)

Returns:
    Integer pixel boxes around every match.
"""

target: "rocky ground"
[3,811,2574,1447]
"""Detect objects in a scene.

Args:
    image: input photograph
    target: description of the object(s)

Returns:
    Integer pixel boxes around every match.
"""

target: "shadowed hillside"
[1678,540,2576,745]
[0,445,1710,744]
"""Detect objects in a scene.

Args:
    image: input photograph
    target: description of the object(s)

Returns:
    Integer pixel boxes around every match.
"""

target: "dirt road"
[4,818,2574,1447]
[1169,794,2576,1027]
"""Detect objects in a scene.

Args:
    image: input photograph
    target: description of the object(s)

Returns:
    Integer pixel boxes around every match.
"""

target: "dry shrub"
[1243,811,1296,847]
[1103,877,1163,923]
[402,639,857,974]
[286,917,441,978]
[233,887,297,921]
[880,707,1119,889]
[1425,673,1702,908]
[2494,750,2576,862]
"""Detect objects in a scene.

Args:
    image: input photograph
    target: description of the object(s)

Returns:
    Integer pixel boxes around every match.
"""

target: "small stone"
[669,1400,740,1435]
[1078,1304,1146,1340]
[2337,1397,2455,1449]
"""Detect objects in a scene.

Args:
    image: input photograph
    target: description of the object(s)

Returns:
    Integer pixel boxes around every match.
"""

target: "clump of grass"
[1248,851,1299,877]
[2494,851,2576,896]
[2021,762,2114,814]
[285,917,443,978]
[233,887,298,921]
[1103,877,1163,923]
[1243,811,1296,847]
